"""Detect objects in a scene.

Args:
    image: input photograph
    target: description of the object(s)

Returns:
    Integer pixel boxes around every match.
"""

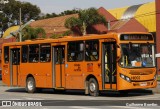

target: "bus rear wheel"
[88,78,99,96]
[26,77,36,93]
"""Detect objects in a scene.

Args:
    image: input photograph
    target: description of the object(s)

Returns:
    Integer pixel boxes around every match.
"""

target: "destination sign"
[120,34,153,41]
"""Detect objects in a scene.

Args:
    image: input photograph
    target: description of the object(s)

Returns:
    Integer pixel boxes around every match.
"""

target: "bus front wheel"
[88,78,99,96]
[26,77,36,93]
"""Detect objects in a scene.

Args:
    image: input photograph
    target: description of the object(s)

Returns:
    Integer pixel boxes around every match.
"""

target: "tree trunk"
[82,22,87,36]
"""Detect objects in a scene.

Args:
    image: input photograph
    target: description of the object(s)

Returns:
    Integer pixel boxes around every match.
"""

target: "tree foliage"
[40,9,79,19]
[22,26,46,41]
[50,30,72,39]
[65,8,107,36]
[0,0,41,35]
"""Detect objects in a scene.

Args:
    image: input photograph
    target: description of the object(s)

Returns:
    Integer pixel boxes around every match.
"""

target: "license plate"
[140,82,147,86]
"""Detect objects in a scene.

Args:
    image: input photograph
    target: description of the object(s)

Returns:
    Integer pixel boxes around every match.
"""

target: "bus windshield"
[119,43,155,68]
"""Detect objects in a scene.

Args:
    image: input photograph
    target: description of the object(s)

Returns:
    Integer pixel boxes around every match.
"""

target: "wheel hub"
[28,81,34,91]
[90,83,96,92]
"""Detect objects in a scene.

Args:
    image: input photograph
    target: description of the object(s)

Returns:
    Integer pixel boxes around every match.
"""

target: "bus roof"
[2,32,153,46]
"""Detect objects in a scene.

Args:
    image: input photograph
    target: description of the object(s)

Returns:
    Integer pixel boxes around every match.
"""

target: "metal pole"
[19,8,22,42]
[107,20,110,30]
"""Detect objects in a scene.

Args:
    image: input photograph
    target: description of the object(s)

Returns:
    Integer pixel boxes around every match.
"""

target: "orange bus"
[2,32,157,96]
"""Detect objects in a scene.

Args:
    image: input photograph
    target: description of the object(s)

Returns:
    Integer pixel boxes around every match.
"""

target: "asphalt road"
[0,81,160,109]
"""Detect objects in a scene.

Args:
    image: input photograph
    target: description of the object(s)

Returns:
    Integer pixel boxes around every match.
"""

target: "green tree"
[22,26,46,41]
[59,9,79,16]
[65,8,107,36]
[3,0,41,21]
[38,9,79,20]
[0,0,41,33]
[35,27,46,38]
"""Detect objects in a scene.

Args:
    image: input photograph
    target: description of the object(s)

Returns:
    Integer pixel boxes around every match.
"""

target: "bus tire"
[88,78,99,96]
[26,77,36,93]
[119,90,129,96]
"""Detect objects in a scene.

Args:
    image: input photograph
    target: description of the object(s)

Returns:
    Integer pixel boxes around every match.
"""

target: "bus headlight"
[120,73,131,83]
[120,73,125,79]
[126,77,131,82]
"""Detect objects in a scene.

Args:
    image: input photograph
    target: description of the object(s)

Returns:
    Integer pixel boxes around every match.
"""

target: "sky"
[19,0,154,14]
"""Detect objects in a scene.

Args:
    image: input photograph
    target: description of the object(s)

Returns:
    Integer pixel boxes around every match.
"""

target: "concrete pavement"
[150,81,160,93]
[0,80,5,86]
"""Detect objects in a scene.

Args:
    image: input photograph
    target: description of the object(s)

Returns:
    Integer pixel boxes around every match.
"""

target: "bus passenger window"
[4,46,9,64]
[29,45,39,63]
[85,40,99,61]
[22,45,28,63]
[40,44,51,62]
[68,41,84,62]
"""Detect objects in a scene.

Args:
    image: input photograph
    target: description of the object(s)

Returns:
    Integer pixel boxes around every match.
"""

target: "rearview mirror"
[117,48,121,58]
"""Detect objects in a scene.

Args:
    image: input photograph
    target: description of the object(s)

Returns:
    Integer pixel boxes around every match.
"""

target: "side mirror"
[117,48,121,58]
[156,53,160,58]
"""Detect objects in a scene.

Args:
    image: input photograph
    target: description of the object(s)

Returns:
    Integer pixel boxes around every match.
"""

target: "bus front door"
[10,48,20,86]
[102,42,117,90]
[52,46,65,88]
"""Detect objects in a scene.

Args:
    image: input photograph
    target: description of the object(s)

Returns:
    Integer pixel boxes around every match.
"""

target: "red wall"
[156,0,160,75]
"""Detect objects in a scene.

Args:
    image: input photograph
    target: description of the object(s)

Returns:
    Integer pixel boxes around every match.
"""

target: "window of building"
[40,44,51,62]
[68,41,84,62]
[85,40,99,61]
[4,46,9,64]
[29,44,39,63]
[22,45,28,63]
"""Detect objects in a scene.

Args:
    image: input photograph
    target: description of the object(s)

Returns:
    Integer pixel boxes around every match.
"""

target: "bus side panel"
[65,62,84,89]
[20,63,52,88]
[34,63,52,88]
[2,64,11,86]
[19,63,28,87]
[83,61,103,90]
[43,63,52,88]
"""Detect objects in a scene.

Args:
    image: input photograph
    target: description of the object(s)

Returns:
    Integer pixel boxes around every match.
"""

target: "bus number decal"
[131,76,140,80]
[74,64,81,71]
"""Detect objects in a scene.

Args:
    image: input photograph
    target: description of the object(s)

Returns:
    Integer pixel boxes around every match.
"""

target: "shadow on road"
[5,87,153,97]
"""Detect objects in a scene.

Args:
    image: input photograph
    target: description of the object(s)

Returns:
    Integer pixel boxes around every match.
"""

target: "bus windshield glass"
[119,43,155,68]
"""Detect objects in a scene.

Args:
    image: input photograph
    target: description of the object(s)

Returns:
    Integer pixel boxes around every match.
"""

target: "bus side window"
[4,46,9,64]
[29,44,39,63]
[22,45,28,63]
[40,44,51,62]
[85,40,99,61]
[67,41,84,62]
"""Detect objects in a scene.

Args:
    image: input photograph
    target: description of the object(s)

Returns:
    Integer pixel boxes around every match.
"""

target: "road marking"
[110,106,152,109]
[70,106,99,109]
[23,97,44,100]
[133,96,159,100]
[0,99,22,100]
